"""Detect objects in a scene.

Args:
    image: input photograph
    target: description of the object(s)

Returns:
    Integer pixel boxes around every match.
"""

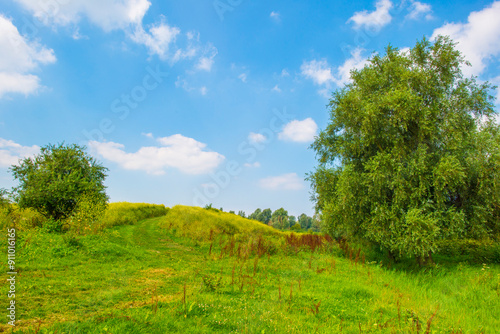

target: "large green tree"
[309,36,500,263]
[10,143,108,221]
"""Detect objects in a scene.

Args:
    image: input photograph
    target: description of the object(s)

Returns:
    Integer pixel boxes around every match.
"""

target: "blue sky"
[1,0,499,217]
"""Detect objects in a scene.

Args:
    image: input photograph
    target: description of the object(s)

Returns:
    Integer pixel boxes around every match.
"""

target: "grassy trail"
[3,209,500,333]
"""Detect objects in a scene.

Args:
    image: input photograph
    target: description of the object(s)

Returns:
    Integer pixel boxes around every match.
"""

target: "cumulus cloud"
[348,0,393,31]
[130,20,181,60]
[0,15,56,98]
[336,47,370,86]
[301,48,369,93]
[300,59,334,86]
[258,173,304,191]
[12,0,151,31]
[248,132,267,144]
[406,1,433,20]
[278,118,318,143]
[195,45,218,71]
[88,134,225,175]
[431,1,500,77]
[12,0,216,65]
[0,138,39,168]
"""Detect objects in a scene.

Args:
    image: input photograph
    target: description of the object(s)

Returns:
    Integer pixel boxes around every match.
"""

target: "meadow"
[1,204,499,333]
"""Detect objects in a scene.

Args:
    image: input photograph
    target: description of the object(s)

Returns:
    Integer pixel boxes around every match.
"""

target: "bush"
[64,192,107,233]
[438,239,500,263]
[10,143,108,221]
[0,203,47,231]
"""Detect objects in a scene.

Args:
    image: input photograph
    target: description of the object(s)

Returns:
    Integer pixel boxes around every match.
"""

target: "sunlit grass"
[1,205,498,333]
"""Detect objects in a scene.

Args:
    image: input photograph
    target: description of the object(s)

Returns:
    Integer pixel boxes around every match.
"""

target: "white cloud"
[348,0,393,30]
[88,134,225,175]
[431,1,500,77]
[0,138,39,168]
[272,85,281,93]
[278,118,318,143]
[300,59,334,86]
[244,162,261,168]
[200,86,208,95]
[0,15,56,98]
[12,0,216,65]
[270,11,281,21]
[301,48,369,92]
[281,69,290,77]
[248,132,267,144]
[238,73,247,82]
[142,132,154,138]
[336,47,370,86]
[406,1,433,20]
[195,45,218,71]
[196,57,214,71]
[259,173,304,191]
[12,0,151,31]
[130,20,180,61]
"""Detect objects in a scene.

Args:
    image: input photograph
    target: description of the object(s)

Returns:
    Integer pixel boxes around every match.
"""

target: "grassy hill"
[2,204,499,333]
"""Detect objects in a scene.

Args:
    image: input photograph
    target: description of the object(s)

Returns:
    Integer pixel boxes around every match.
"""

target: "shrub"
[10,143,108,221]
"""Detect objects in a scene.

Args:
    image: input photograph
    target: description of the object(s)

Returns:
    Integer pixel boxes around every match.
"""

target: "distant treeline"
[204,204,320,231]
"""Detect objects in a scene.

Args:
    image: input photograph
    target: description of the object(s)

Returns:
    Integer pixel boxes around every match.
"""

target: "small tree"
[298,213,313,230]
[237,210,246,218]
[248,208,262,221]
[10,143,108,221]
[259,208,272,225]
[309,36,500,263]
[271,208,289,230]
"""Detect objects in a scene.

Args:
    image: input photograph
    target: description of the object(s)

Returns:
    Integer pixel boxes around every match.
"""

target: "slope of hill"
[3,204,499,333]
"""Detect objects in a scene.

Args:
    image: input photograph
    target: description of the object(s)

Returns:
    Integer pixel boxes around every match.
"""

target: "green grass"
[1,205,499,333]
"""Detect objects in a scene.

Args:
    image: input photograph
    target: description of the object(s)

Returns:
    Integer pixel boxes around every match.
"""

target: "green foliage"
[437,238,500,263]
[271,207,289,230]
[203,203,220,213]
[0,203,46,231]
[248,208,261,221]
[237,210,246,218]
[260,208,272,224]
[291,222,302,231]
[201,273,223,292]
[10,143,108,221]
[65,192,108,233]
[298,213,313,230]
[248,208,273,225]
[0,188,10,206]
[309,36,500,260]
